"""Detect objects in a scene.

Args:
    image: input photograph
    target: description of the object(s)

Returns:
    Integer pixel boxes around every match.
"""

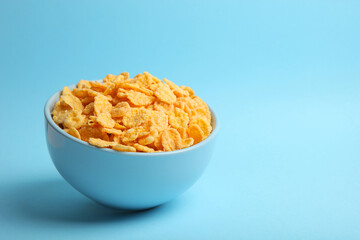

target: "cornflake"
[51,72,212,152]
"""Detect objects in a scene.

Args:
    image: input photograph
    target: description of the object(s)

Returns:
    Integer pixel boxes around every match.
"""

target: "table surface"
[1,1,359,239]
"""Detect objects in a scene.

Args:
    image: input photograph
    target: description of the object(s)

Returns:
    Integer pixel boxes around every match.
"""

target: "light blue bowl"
[44,85,219,210]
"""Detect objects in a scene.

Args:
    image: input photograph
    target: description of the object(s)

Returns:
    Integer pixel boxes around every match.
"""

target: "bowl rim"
[44,82,219,156]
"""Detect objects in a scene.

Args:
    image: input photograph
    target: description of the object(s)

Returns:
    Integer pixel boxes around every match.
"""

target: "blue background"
[1,0,359,239]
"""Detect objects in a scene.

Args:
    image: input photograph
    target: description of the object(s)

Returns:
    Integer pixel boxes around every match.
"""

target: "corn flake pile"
[52,72,212,153]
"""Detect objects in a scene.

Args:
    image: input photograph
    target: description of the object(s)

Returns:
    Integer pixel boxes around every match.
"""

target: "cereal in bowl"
[52,72,212,152]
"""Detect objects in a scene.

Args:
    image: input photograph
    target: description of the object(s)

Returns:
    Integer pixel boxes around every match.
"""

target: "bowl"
[44,84,219,210]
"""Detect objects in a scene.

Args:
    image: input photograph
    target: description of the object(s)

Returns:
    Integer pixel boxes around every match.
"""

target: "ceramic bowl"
[44,84,219,210]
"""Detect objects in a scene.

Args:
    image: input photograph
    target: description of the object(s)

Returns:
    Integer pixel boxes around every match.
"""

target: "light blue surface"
[45,87,218,209]
[0,0,359,239]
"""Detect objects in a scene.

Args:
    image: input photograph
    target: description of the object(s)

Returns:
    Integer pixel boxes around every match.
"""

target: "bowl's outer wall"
[45,87,218,210]
[46,121,215,209]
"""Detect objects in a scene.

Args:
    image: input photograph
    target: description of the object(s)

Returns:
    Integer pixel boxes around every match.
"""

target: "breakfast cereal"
[52,72,212,152]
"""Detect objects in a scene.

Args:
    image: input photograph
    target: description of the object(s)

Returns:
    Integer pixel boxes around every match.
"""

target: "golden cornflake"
[118,82,153,96]
[87,115,97,126]
[104,75,125,95]
[120,72,129,80]
[52,104,70,125]
[187,124,204,144]
[111,102,130,118]
[77,80,91,89]
[72,88,89,98]
[169,107,189,130]
[191,117,212,136]
[80,96,94,105]
[90,81,107,91]
[126,90,155,106]
[60,92,83,111]
[85,89,101,97]
[133,143,155,153]
[102,128,123,135]
[96,112,115,128]
[122,107,150,128]
[62,86,72,95]
[194,107,211,121]
[148,111,168,131]
[94,95,112,115]
[63,110,86,129]
[161,128,182,151]
[64,127,81,139]
[122,127,144,142]
[78,126,109,142]
[114,122,126,130]
[153,100,174,112]
[163,78,188,97]
[182,138,194,148]
[154,83,177,104]
[180,86,195,96]
[138,135,155,146]
[103,74,117,83]
[83,102,94,115]
[113,144,136,152]
[89,138,117,148]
